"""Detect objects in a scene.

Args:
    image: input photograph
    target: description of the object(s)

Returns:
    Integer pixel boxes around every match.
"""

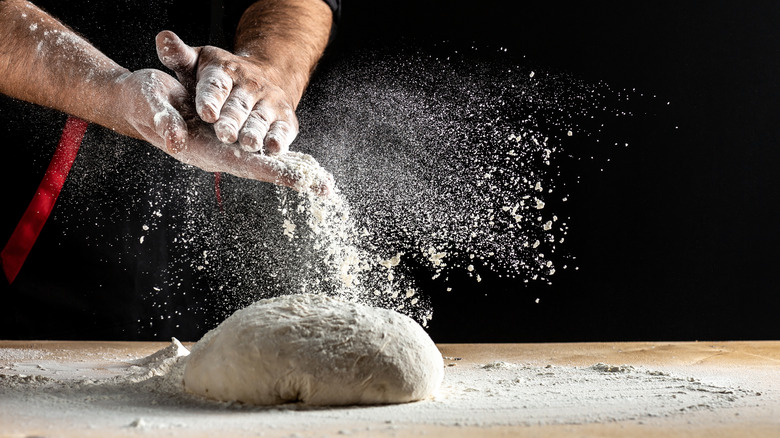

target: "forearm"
[0,0,135,136]
[235,0,332,107]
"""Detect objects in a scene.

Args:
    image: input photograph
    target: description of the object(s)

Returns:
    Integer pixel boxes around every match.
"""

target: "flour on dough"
[183,294,443,405]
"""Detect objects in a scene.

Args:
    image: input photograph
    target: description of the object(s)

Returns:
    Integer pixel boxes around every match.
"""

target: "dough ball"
[183,294,443,405]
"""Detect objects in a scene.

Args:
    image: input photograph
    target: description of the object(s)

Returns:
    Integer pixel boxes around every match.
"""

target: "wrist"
[85,67,138,137]
[234,0,333,106]
[238,52,309,107]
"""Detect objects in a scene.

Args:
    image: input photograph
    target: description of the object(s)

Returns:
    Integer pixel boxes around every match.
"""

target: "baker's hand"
[155,30,298,155]
[115,69,331,195]
[175,123,333,196]
[115,69,190,154]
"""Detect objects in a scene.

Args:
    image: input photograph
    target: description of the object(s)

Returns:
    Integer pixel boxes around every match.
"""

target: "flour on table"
[0,342,766,434]
[183,293,444,405]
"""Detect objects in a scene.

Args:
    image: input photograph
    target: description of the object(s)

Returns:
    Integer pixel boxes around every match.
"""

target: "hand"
[115,69,332,195]
[155,30,298,155]
[114,68,189,154]
[176,123,334,196]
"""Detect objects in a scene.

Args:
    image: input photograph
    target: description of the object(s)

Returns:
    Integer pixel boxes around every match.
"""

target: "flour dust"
[54,46,643,336]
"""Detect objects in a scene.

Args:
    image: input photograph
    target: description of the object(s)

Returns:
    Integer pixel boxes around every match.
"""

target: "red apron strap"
[214,172,224,212]
[1,116,88,284]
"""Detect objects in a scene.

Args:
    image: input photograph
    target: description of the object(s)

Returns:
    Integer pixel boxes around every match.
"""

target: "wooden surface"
[1,341,779,437]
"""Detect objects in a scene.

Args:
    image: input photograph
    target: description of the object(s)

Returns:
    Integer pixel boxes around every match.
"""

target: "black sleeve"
[322,0,341,23]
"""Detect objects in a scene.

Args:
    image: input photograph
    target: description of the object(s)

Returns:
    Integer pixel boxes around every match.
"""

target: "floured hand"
[155,30,298,154]
[115,69,189,154]
[178,122,334,196]
[115,69,332,195]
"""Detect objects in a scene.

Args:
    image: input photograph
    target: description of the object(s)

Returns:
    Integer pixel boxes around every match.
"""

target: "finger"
[195,65,233,124]
[264,120,298,155]
[246,152,335,196]
[214,88,255,144]
[176,124,332,195]
[237,108,272,152]
[192,141,332,195]
[152,103,187,154]
[155,31,199,86]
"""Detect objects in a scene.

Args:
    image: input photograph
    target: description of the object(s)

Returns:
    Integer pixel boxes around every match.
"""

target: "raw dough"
[183,294,443,405]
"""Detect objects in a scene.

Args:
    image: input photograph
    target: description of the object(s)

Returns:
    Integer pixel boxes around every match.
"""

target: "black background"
[2,1,778,343]
[324,1,780,342]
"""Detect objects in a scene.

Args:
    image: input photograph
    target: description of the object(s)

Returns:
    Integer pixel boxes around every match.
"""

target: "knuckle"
[249,107,272,124]
[219,59,240,75]
[207,76,231,93]
[242,77,264,93]
[221,97,251,116]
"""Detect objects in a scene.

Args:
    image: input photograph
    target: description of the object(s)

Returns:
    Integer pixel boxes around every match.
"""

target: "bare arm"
[157,0,333,153]
[0,0,141,138]
[235,0,333,107]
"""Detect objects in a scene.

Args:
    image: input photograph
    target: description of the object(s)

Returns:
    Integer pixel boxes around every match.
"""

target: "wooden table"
[1,341,779,437]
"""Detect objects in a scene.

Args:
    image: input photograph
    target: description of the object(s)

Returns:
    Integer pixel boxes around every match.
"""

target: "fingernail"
[239,132,262,152]
[215,121,238,144]
[197,102,219,123]
[264,134,284,154]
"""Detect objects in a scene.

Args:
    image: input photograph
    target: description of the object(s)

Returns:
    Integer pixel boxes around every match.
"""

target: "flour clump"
[183,294,443,405]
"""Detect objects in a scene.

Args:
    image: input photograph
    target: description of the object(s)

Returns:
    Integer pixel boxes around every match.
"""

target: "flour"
[0,342,767,435]
[270,150,334,195]
[0,348,52,363]
[53,45,641,334]
[258,175,439,325]
[153,108,170,128]
[287,49,612,298]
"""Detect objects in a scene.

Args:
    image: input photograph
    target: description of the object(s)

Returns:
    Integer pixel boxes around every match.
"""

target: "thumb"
[149,84,189,155]
[156,30,199,87]
[154,105,188,155]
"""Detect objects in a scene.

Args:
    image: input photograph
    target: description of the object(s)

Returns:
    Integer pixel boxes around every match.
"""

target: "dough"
[183,294,443,405]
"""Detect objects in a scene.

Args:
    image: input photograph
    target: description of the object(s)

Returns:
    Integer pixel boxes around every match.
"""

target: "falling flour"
[52,44,647,333]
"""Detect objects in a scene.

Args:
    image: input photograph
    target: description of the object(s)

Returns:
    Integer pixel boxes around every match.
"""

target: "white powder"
[426,247,447,268]
[55,44,647,334]
[282,218,296,239]
[153,108,170,128]
[0,348,52,362]
[269,179,434,322]
[0,342,766,434]
[268,50,630,317]
[380,252,403,269]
